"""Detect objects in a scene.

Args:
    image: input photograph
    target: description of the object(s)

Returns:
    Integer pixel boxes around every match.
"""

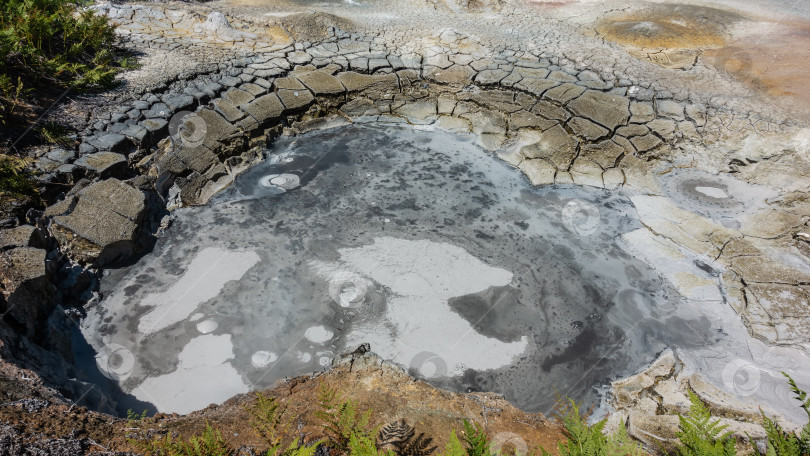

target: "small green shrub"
[539,399,643,456]
[0,0,133,126]
[675,392,736,456]
[0,0,119,86]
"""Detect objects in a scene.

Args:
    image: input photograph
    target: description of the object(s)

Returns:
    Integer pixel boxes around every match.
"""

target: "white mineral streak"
[133,334,247,414]
[138,248,260,334]
[317,236,527,376]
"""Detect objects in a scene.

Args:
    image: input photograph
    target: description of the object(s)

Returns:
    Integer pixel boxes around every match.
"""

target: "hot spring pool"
[80,124,729,415]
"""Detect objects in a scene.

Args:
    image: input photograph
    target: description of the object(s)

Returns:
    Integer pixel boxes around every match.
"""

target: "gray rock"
[219,75,241,87]
[0,226,46,250]
[56,164,80,179]
[199,81,223,98]
[85,133,130,153]
[212,98,247,122]
[277,88,315,110]
[657,99,685,120]
[35,157,60,173]
[222,87,255,107]
[369,58,390,73]
[339,98,382,117]
[520,124,579,169]
[163,94,195,111]
[242,93,285,123]
[630,101,656,123]
[143,103,171,119]
[568,117,609,141]
[120,124,149,147]
[74,152,127,179]
[126,109,143,121]
[140,118,169,143]
[548,70,578,83]
[336,72,398,96]
[157,144,220,175]
[44,179,147,266]
[567,90,630,131]
[295,71,345,95]
[239,83,266,97]
[273,76,306,91]
[193,108,240,152]
[0,247,55,338]
[630,133,663,153]
[287,51,313,65]
[647,118,677,138]
[253,78,273,89]
[78,143,96,156]
[543,83,586,104]
[106,122,127,134]
[474,69,509,85]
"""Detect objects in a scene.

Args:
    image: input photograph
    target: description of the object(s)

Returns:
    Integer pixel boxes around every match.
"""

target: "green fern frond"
[675,392,736,456]
[247,392,288,452]
[349,431,396,456]
[136,423,234,456]
[315,383,374,451]
[277,439,325,456]
[437,430,466,456]
[461,419,490,456]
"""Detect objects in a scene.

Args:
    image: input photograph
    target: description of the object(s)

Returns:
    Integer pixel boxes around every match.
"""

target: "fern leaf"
[438,430,466,456]
[461,420,490,456]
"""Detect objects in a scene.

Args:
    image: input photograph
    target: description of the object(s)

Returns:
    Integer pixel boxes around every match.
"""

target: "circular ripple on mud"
[658,168,779,225]
[259,173,301,191]
[327,272,371,308]
[251,350,278,368]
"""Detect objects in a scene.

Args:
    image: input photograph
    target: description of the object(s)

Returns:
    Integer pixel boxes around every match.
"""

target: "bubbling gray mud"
[658,168,780,229]
[82,124,718,415]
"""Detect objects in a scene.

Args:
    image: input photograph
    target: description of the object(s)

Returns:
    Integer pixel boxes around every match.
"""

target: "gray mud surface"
[82,124,723,414]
